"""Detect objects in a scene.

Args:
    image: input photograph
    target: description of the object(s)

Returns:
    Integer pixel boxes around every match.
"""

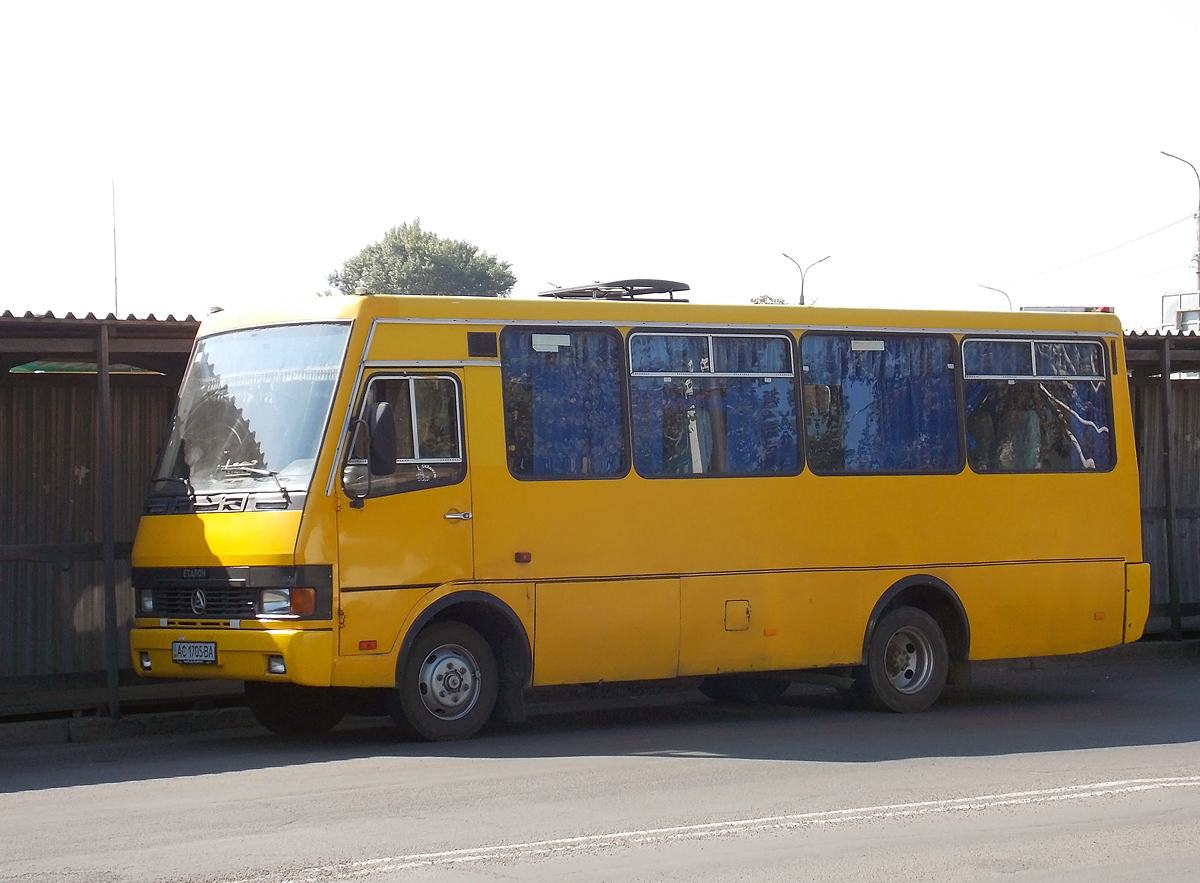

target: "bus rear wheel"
[244,681,346,739]
[390,622,498,741]
[860,607,948,713]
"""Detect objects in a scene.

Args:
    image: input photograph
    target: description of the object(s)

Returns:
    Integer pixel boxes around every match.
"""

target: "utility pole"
[1161,151,1200,294]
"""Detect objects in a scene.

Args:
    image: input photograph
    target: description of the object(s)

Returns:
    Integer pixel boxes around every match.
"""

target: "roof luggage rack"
[538,279,690,302]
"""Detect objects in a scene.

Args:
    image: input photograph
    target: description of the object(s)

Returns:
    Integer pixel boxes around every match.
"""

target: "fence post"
[1159,337,1183,640]
[96,323,121,719]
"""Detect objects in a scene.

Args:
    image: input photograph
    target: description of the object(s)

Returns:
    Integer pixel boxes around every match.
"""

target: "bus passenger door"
[336,372,473,656]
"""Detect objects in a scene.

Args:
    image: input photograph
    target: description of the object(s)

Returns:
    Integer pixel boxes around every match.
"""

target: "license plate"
[172,641,217,664]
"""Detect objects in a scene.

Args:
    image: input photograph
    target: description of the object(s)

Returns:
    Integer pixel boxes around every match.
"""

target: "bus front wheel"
[244,681,346,738]
[391,622,498,741]
[860,607,948,713]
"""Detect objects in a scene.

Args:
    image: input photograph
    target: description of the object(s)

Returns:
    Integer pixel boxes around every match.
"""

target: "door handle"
[444,511,472,521]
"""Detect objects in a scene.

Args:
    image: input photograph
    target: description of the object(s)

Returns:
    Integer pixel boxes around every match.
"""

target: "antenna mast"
[111,180,119,317]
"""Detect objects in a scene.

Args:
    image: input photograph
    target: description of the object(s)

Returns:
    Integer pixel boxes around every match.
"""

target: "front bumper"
[130,626,334,686]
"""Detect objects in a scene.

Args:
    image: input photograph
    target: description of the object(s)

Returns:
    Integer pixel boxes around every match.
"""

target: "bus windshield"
[150,322,351,501]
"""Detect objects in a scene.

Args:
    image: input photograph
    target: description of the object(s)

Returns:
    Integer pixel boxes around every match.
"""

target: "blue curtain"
[722,378,798,473]
[630,335,799,476]
[501,329,627,477]
[964,378,1112,471]
[801,335,960,473]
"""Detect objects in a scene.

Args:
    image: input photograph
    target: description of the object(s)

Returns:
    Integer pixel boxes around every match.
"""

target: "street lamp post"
[978,284,1013,311]
[782,253,830,305]
[1161,151,1200,294]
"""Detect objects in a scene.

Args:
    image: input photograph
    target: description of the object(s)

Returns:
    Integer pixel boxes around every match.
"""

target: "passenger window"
[629,333,800,476]
[500,327,628,478]
[343,375,466,497]
[963,339,1113,472]
[801,334,961,474]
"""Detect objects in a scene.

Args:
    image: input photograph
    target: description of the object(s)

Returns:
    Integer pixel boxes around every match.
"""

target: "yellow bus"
[130,281,1149,740]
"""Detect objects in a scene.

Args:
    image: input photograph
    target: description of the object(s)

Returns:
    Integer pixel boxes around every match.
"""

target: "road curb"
[0,707,258,750]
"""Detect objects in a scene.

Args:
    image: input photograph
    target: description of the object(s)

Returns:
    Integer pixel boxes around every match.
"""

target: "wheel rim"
[883,626,934,694]
[417,642,481,720]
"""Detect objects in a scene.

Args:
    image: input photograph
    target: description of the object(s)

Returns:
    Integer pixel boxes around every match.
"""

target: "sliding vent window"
[801,334,960,473]
[963,339,1113,472]
[630,333,799,476]
[343,375,465,497]
[500,328,628,478]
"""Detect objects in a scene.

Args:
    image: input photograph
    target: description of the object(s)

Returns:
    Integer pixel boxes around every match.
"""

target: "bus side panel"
[533,579,680,686]
[959,560,1125,659]
[678,572,872,676]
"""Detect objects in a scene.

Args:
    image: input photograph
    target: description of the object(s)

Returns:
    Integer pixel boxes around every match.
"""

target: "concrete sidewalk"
[2,639,1196,751]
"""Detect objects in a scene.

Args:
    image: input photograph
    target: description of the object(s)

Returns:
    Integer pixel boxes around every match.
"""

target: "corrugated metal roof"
[1,310,198,322]
[0,312,200,375]
[1126,328,1200,338]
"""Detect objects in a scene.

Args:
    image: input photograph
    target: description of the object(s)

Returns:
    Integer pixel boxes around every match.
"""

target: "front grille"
[151,586,257,618]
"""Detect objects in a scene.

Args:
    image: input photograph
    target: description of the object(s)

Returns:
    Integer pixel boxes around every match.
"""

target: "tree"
[328,220,516,297]
[751,294,788,305]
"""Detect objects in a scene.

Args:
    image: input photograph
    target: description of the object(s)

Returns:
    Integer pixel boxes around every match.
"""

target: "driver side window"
[343,374,466,498]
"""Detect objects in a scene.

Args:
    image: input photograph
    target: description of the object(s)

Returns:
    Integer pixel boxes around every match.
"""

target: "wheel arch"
[861,574,971,668]
[397,590,532,724]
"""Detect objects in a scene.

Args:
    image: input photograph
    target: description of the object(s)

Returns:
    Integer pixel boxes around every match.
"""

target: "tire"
[860,607,948,713]
[699,674,789,705]
[390,622,498,742]
[244,681,346,738]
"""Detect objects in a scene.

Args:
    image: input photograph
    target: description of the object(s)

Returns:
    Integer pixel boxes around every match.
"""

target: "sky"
[2,1,1199,330]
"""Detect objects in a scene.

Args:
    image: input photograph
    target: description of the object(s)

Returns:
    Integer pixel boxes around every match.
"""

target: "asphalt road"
[2,656,1199,882]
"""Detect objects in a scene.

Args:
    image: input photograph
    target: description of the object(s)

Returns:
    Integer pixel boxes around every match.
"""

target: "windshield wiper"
[217,462,291,502]
[151,475,195,500]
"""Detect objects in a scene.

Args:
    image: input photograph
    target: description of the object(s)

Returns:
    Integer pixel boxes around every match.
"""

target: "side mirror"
[367,401,397,476]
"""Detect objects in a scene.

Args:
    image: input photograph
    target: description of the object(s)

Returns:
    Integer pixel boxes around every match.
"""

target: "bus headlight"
[259,588,317,617]
[138,589,154,615]
[260,588,292,615]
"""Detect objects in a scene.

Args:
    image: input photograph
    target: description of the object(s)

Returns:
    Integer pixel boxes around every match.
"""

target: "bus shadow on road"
[322,656,1200,763]
[1,657,1196,794]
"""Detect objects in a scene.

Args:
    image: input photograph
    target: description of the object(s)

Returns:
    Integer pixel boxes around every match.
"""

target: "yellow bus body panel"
[953,560,1125,658]
[533,579,680,685]
[132,511,301,567]
[337,587,427,664]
